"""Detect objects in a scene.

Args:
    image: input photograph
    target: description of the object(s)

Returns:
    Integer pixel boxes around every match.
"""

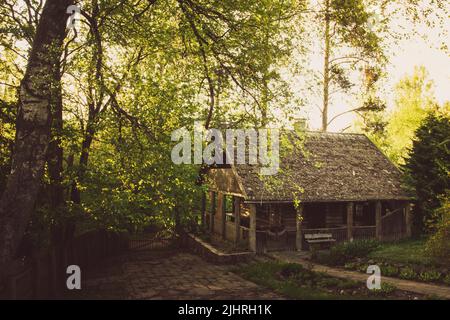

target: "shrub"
[358,263,369,273]
[399,266,418,280]
[381,264,400,277]
[368,283,397,296]
[425,194,450,265]
[418,270,442,282]
[403,112,450,235]
[316,277,341,288]
[336,279,359,290]
[279,263,307,278]
[344,262,358,270]
[316,239,380,266]
[443,274,450,285]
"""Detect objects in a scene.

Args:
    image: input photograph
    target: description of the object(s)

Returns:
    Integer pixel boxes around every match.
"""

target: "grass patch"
[368,239,439,267]
[314,239,380,266]
[235,261,402,300]
[312,239,449,286]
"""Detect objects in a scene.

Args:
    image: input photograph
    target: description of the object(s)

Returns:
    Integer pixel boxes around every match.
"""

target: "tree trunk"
[321,0,331,132]
[70,1,103,204]
[0,0,74,265]
[47,63,64,210]
[70,120,95,204]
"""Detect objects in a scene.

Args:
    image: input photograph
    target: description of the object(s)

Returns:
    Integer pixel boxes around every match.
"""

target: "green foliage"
[385,66,436,164]
[316,239,380,265]
[381,264,399,277]
[364,66,438,165]
[368,239,433,267]
[399,266,418,280]
[443,274,450,285]
[238,261,357,299]
[403,109,450,234]
[367,239,434,266]
[368,283,397,297]
[279,263,307,278]
[418,270,442,282]
[425,194,450,265]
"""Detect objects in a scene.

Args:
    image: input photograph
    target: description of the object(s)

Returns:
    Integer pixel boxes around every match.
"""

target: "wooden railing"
[353,226,376,240]
[303,227,348,243]
[128,235,173,251]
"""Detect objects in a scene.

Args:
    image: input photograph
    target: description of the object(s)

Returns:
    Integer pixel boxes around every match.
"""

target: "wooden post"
[347,202,354,241]
[296,204,304,251]
[216,192,225,238]
[209,191,215,233]
[221,194,227,239]
[249,204,257,252]
[405,202,412,238]
[201,192,206,229]
[234,197,241,245]
[375,201,382,240]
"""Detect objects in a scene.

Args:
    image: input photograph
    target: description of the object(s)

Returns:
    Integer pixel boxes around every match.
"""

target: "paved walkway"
[270,251,450,299]
[69,250,283,300]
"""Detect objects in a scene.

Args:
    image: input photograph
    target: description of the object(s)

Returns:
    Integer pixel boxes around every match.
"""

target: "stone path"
[68,249,283,300]
[270,251,450,299]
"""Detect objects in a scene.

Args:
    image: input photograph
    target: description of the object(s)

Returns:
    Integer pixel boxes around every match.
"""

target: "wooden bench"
[304,233,336,249]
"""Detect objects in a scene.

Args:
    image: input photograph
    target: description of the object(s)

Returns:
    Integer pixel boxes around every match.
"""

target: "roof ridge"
[303,130,366,136]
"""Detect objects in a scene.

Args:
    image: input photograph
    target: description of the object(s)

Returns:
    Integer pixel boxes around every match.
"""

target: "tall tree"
[403,107,450,235]
[305,0,385,131]
[0,0,74,264]
[369,66,437,164]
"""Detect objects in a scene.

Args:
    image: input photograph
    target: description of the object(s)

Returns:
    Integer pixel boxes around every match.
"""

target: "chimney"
[293,118,308,132]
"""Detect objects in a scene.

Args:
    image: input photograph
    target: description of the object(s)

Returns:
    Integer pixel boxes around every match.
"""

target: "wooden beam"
[201,192,206,229]
[347,202,354,241]
[249,204,257,252]
[375,201,382,240]
[221,194,226,239]
[405,202,412,238]
[216,192,225,238]
[234,197,241,245]
[209,191,215,233]
[296,204,304,251]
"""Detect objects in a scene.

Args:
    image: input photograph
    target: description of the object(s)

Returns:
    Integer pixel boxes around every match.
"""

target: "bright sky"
[299,5,450,132]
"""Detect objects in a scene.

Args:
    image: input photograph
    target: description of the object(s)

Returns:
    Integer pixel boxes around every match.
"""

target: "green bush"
[418,270,442,282]
[336,279,359,290]
[425,194,450,266]
[399,266,418,280]
[381,264,400,277]
[443,274,450,285]
[344,262,358,270]
[358,263,369,273]
[316,239,380,266]
[279,263,307,278]
[368,283,397,296]
[316,277,341,288]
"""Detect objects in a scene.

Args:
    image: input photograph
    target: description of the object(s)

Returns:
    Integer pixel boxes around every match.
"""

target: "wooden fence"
[0,230,129,300]
[381,208,406,241]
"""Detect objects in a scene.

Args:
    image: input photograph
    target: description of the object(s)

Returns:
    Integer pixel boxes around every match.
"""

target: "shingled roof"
[233,131,412,202]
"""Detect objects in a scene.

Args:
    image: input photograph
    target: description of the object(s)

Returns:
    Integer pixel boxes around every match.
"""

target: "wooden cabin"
[201,131,414,253]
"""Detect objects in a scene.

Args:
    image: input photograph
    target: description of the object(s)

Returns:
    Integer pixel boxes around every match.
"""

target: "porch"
[201,191,412,253]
